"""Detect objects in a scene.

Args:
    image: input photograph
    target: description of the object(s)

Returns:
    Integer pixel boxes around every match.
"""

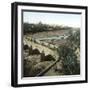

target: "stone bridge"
[24,36,59,60]
[23,36,63,76]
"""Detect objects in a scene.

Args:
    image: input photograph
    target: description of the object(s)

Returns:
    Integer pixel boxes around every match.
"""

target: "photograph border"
[11,2,88,87]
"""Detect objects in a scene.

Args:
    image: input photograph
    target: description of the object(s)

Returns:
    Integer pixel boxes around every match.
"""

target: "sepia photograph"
[22,11,80,77]
[11,2,87,87]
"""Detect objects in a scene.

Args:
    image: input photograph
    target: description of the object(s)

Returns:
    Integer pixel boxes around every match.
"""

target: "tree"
[58,45,80,75]
[67,29,80,50]
[57,29,80,75]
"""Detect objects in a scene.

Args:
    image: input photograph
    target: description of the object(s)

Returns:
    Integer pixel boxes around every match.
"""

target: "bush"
[58,45,80,75]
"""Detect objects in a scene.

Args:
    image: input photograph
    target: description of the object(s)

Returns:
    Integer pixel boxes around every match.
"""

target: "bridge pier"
[29,46,33,55]
[41,51,45,62]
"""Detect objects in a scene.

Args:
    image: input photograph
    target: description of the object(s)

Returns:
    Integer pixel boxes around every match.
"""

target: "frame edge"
[11,2,88,87]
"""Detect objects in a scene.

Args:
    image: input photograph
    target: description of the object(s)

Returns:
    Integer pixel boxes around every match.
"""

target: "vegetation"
[67,29,80,50]
[23,22,72,34]
[23,22,80,76]
[58,46,80,75]
[57,30,80,75]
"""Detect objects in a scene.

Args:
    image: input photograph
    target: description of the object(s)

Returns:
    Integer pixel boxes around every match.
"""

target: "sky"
[23,11,81,28]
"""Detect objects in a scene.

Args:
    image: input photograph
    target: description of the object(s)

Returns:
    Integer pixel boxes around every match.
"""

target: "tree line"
[23,22,72,34]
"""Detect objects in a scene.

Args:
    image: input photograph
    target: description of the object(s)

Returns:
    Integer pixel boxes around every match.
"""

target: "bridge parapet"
[25,36,58,50]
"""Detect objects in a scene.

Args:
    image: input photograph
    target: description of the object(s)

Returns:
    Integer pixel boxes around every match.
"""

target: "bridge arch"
[24,44,29,50]
[41,51,55,62]
[44,54,55,61]
[29,46,40,55]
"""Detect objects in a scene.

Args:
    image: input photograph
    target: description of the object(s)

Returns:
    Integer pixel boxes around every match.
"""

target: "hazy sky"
[23,11,81,28]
